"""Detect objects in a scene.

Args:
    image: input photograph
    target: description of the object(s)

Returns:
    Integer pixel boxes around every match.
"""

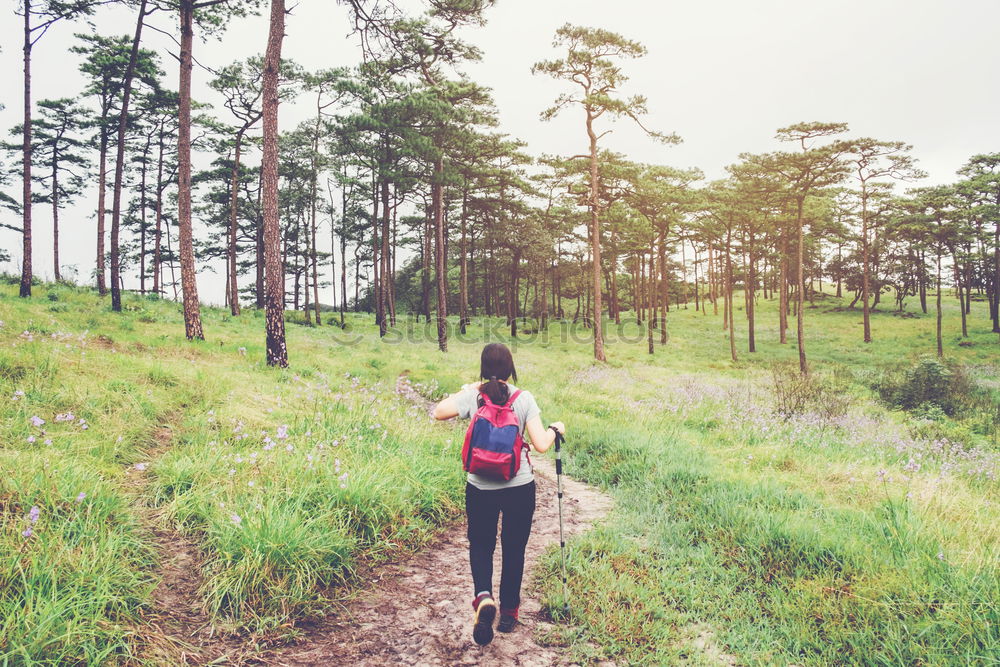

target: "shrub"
[870,357,999,440]
[770,364,852,420]
[874,356,970,417]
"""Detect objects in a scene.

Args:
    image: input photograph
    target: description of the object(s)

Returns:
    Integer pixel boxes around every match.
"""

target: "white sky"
[1,0,998,305]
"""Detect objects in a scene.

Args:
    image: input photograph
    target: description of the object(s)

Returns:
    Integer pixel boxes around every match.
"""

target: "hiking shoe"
[472,593,497,646]
[497,607,519,633]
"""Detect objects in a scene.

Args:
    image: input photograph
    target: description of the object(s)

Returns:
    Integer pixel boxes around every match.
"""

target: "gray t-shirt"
[456,383,541,490]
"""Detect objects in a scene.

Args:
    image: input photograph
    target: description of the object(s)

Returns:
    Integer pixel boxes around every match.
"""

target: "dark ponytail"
[479,343,517,405]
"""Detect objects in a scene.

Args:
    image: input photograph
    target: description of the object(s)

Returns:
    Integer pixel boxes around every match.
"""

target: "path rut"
[128,416,251,665]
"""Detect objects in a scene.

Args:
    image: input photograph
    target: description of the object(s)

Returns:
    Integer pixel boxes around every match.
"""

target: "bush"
[870,357,999,439]
[874,356,970,416]
[770,364,852,420]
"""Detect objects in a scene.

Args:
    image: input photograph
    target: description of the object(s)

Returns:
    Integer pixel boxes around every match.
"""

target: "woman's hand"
[526,416,565,453]
[549,421,566,436]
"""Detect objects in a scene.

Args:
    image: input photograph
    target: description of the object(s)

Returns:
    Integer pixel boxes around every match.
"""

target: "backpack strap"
[505,389,522,408]
[479,388,521,408]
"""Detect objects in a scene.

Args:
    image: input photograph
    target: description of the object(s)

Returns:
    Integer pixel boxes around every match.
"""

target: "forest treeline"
[4,1,999,370]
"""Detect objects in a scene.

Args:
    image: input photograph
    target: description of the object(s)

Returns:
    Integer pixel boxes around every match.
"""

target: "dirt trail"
[128,416,252,665]
[256,376,615,666]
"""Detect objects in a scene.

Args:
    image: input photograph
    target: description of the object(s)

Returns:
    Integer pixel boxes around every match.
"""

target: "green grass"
[1,279,997,665]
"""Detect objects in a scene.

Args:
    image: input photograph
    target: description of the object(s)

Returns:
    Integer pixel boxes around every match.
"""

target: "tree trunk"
[177,0,204,339]
[378,172,390,336]
[585,109,606,361]
[139,133,150,293]
[310,120,321,325]
[936,248,943,358]
[293,215,301,312]
[300,211,309,322]
[955,255,967,338]
[710,246,718,315]
[97,128,108,294]
[434,157,448,351]
[795,197,808,374]
[421,210,431,322]
[610,226,619,324]
[333,179,343,315]
[110,0,146,311]
[680,237,687,308]
[693,245,701,313]
[20,0,32,297]
[165,210,178,301]
[51,157,60,282]
[508,258,517,338]
[993,218,1000,335]
[747,241,757,353]
[918,251,927,314]
[340,178,348,325]
[310,215,320,323]
[861,188,873,342]
[779,232,788,343]
[459,185,469,334]
[153,123,164,296]
[389,199,397,325]
[658,230,667,344]
[646,250,654,355]
[354,243,361,311]
[229,129,244,315]
[255,172,264,309]
[836,244,843,298]
[540,261,549,330]
[727,229,737,363]
[263,0,287,366]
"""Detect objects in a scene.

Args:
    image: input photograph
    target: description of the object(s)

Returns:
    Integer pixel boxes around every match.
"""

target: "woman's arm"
[432,383,479,421]
[525,416,565,454]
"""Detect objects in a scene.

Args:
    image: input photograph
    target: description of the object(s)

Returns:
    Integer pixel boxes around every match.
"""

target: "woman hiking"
[433,342,566,646]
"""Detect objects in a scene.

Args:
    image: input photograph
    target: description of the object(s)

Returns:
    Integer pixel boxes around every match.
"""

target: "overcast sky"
[2,0,998,305]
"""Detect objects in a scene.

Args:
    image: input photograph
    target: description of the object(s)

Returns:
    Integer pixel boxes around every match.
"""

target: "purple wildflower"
[28,506,40,523]
[76,492,86,503]
[30,416,45,427]
[22,527,32,538]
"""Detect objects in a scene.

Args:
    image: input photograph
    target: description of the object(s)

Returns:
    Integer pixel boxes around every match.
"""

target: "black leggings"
[465,481,536,610]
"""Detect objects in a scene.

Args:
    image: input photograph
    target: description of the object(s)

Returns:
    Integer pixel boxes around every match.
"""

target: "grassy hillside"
[1,279,997,665]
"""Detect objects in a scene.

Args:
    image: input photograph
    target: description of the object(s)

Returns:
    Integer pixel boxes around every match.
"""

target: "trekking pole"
[554,430,570,618]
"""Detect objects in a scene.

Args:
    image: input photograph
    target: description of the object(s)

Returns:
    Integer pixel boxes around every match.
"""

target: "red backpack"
[462,389,526,481]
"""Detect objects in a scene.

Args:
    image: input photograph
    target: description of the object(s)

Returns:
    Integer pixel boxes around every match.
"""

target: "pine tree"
[533,24,678,361]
